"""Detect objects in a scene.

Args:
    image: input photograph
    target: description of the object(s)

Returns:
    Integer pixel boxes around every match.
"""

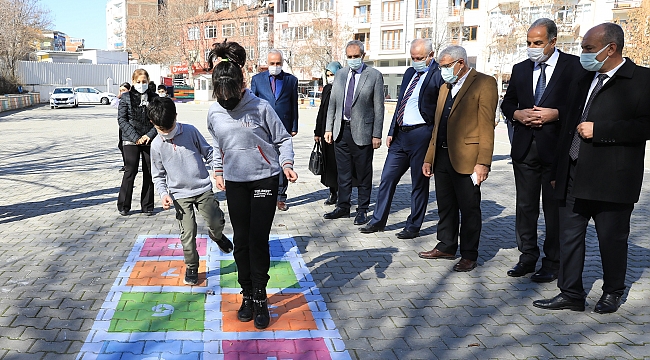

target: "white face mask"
[158,124,178,141]
[527,42,552,63]
[157,92,166,97]
[134,83,148,94]
[268,65,282,76]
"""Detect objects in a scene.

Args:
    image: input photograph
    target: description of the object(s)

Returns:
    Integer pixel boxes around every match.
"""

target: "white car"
[50,87,78,109]
[74,87,117,105]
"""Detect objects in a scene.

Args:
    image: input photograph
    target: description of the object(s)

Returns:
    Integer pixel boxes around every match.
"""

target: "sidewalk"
[0,103,649,359]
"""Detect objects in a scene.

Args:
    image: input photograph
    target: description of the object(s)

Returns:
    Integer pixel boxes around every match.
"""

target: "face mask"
[158,124,178,141]
[326,75,335,84]
[157,92,166,97]
[527,42,551,63]
[347,58,363,71]
[441,61,462,84]
[580,43,611,72]
[134,83,148,94]
[412,59,428,73]
[268,65,282,76]
[218,97,241,110]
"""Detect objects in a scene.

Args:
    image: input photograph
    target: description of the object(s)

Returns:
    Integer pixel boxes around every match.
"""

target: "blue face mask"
[441,61,461,84]
[580,43,611,72]
[347,58,363,71]
[412,55,430,73]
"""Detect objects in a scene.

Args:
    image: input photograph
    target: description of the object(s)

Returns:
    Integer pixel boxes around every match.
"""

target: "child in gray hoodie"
[148,97,234,286]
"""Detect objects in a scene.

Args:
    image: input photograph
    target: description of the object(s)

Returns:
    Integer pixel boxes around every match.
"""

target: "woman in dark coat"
[313,61,342,205]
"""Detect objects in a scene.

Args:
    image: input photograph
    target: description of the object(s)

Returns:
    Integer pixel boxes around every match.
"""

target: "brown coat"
[424,68,498,174]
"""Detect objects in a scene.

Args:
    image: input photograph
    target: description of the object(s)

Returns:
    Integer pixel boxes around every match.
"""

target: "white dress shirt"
[451,68,471,98]
[532,48,559,95]
[401,70,429,126]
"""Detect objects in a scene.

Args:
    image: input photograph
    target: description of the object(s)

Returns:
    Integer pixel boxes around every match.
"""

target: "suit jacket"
[501,51,584,164]
[326,65,385,146]
[388,61,444,137]
[553,58,650,203]
[251,70,299,133]
[424,68,498,174]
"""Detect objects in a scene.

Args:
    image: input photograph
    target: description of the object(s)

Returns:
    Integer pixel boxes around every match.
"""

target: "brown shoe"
[453,258,477,272]
[277,201,288,211]
[418,248,455,260]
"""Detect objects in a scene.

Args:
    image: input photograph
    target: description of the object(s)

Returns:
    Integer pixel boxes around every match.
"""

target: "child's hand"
[284,168,298,183]
[215,175,226,191]
[161,195,173,210]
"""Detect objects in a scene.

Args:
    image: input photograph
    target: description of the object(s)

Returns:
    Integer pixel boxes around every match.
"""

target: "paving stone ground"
[1,102,650,359]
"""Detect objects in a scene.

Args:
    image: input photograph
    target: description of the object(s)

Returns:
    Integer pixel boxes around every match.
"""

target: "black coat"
[553,58,650,203]
[118,89,159,143]
[314,84,338,189]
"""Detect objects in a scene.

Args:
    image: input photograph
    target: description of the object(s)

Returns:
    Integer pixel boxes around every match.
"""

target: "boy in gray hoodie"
[148,97,233,286]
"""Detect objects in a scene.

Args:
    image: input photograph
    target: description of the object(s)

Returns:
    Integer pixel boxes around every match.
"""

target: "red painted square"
[222,338,332,360]
[221,293,317,332]
[140,237,207,257]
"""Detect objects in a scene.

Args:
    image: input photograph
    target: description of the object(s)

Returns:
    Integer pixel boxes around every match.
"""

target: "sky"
[39,0,108,49]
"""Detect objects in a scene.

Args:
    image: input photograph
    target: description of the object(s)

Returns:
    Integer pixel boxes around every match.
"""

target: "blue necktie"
[343,70,357,119]
[534,63,547,106]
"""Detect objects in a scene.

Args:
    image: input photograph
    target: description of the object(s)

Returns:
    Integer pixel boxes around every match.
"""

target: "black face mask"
[218,97,241,110]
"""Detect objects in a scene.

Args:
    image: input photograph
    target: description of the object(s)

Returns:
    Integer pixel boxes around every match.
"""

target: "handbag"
[308,141,325,175]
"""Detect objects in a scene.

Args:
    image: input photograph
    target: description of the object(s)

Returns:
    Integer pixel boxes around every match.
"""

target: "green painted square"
[220,260,300,289]
[108,292,205,332]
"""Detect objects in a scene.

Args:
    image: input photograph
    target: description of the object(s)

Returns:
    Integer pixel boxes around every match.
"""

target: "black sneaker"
[184,267,198,285]
[210,232,233,253]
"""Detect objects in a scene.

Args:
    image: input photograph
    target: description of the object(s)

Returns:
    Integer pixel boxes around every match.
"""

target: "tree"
[618,0,650,67]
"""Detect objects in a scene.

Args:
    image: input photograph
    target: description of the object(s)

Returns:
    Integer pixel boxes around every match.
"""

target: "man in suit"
[360,38,443,239]
[533,23,650,313]
[418,45,497,272]
[501,18,584,283]
[251,49,299,211]
[324,40,385,225]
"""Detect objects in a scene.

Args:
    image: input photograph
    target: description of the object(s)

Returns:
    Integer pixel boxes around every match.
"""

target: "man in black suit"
[501,18,584,283]
[533,23,650,314]
[359,39,443,239]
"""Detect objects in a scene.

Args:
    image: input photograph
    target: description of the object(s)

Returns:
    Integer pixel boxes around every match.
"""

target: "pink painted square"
[139,237,208,257]
[222,338,332,360]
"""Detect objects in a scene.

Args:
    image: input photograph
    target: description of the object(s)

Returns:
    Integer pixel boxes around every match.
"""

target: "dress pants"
[334,122,374,211]
[226,176,278,290]
[512,139,560,270]
[117,144,154,212]
[558,162,632,300]
[433,147,482,261]
[370,125,432,231]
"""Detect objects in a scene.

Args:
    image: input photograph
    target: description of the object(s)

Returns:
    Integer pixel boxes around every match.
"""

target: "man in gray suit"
[324,40,385,225]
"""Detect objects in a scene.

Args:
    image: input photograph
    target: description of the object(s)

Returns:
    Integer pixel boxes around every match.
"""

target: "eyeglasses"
[439,59,460,69]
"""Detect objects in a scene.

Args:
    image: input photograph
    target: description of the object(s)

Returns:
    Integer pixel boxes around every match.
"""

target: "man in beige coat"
[418,45,498,272]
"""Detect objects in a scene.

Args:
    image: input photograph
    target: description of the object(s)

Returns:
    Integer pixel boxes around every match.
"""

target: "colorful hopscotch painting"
[76,235,350,360]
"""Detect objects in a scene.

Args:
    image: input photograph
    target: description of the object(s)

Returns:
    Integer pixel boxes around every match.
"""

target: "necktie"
[569,73,609,161]
[270,76,276,97]
[396,72,423,126]
[343,70,357,119]
[534,63,548,106]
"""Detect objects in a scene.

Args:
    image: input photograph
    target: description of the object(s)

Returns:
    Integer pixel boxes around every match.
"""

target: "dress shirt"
[451,68,471,98]
[583,58,626,112]
[401,70,429,126]
[343,64,365,120]
[532,48,559,95]
[269,71,284,99]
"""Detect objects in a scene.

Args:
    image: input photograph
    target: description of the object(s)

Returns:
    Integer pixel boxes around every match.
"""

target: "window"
[246,46,255,60]
[382,1,403,21]
[222,23,235,37]
[354,5,370,23]
[463,26,477,41]
[415,27,433,39]
[354,32,370,51]
[188,50,199,62]
[277,0,287,12]
[205,49,211,62]
[289,0,329,12]
[205,26,217,39]
[416,0,430,18]
[382,29,402,50]
[291,26,311,40]
[465,0,478,10]
[240,22,254,36]
[261,17,270,33]
[188,27,200,40]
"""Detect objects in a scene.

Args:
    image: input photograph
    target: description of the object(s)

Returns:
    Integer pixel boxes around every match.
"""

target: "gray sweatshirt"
[151,123,213,199]
[207,89,294,182]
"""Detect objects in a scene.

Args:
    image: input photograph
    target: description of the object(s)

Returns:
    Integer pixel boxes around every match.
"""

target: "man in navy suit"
[501,18,584,283]
[251,49,299,211]
[360,38,443,239]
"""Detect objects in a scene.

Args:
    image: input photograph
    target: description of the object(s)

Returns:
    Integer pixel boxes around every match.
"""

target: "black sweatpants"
[117,144,154,212]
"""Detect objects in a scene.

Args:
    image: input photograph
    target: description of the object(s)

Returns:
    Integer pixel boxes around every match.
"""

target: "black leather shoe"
[324,192,337,205]
[533,293,585,311]
[324,207,350,219]
[396,229,420,239]
[594,293,622,314]
[354,211,369,225]
[360,222,384,233]
[531,268,558,283]
[507,262,536,277]
[119,210,129,216]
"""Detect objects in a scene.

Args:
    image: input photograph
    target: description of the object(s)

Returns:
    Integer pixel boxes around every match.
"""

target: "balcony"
[447,6,462,22]
[382,11,402,22]
[381,40,402,51]
[354,14,371,28]
[613,0,642,9]
[415,8,431,19]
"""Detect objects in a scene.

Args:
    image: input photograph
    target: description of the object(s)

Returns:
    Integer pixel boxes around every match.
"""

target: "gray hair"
[411,38,433,54]
[438,46,467,64]
[268,49,283,60]
[529,18,557,41]
[601,22,625,53]
[346,40,365,54]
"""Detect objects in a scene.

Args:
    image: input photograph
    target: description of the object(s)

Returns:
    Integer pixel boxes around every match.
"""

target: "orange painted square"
[127,260,207,287]
[221,293,317,332]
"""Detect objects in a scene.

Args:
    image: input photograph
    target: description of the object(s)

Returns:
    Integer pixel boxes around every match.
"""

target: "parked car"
[74,87,116,105]
[50,87,78,109]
